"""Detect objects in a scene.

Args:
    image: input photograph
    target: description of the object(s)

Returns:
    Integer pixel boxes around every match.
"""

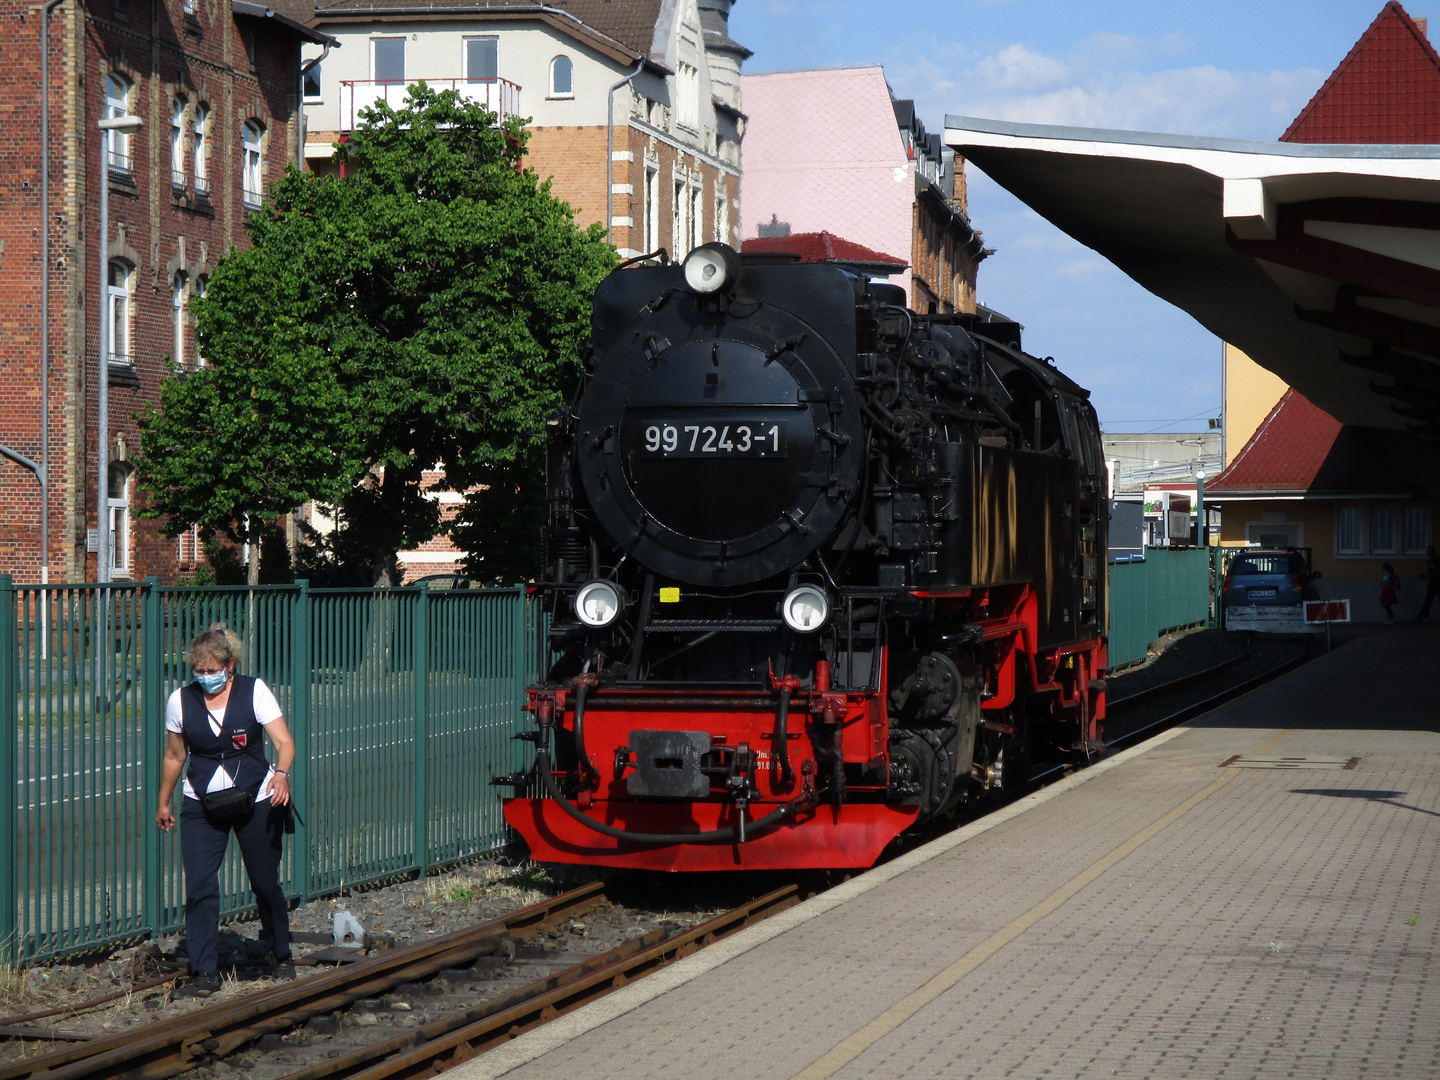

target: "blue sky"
[727,2,1424,432]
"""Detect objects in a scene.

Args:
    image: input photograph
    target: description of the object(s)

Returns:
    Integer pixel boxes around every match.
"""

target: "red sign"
[1304,599,1350,624]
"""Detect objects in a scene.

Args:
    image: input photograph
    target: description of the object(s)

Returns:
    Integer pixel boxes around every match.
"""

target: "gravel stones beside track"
[0,862,739,1067]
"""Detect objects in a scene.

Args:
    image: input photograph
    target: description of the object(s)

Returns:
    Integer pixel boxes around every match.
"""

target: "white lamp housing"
[575,580,624,628]
[781,585,830,633]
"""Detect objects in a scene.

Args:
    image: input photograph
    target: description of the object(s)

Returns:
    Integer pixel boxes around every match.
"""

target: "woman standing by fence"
[155,627,296,995]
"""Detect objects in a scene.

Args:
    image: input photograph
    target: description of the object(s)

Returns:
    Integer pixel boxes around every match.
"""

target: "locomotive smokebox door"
[627,731,711,798]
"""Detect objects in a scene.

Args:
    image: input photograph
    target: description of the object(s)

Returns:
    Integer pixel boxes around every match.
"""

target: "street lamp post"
[96,114,142,584]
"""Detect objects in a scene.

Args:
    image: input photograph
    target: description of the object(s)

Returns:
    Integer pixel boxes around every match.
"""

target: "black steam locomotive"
[502,243,1108,871]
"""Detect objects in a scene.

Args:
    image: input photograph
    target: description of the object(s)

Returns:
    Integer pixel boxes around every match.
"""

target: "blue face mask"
[195,670,229,694]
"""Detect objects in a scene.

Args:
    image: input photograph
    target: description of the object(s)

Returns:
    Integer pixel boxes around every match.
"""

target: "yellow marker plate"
[659,587,681,603]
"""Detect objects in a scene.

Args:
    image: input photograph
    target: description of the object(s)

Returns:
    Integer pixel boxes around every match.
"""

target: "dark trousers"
[1422,579,1440,619]
[180,797,290,975]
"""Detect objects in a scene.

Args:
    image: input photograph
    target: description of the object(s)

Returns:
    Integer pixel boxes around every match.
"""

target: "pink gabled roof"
[1209,390,1411,496]
[741,231,908,272]
[739,66,915,301]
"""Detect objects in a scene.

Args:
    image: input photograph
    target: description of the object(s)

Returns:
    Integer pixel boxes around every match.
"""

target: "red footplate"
[504,798,920,871]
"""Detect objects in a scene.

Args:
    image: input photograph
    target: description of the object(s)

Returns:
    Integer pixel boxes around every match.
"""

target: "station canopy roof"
[943,117,1440,443]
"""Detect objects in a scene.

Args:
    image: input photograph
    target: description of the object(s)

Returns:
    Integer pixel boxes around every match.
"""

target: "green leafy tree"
[137,86,615,584]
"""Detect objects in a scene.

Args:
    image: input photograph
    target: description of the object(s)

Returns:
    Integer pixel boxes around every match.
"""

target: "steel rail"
[0,883,607,1080]
[275,883,802,1080]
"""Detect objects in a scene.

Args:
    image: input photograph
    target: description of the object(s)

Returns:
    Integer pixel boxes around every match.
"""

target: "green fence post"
[412,583,430,877]
[512,582,528,764]
[0,575,16,964]
[141,578,163,940]
[291,580,311,902]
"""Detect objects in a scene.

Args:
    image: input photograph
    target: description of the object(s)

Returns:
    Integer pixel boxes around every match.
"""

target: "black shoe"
[271,955,296,981]
[177,972,221,998]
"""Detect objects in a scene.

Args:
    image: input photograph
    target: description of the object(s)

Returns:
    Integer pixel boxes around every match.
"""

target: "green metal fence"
[1107,549,1214,669]
[0,576,536,965]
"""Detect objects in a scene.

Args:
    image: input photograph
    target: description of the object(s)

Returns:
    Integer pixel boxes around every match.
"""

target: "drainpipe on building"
[39,0,65,586]
[299,40,333,170]
[606,58,645,247]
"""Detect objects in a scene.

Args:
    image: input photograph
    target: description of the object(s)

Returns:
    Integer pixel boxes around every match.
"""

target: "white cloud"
[887,33,1325,141]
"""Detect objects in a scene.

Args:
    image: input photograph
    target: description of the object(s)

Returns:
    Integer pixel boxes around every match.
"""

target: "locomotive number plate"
[639,420,788,458]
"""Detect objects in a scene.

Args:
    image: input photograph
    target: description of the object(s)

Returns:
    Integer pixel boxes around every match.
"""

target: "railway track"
[1,882,799,1080]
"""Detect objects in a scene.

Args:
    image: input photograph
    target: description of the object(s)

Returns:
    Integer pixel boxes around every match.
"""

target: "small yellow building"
[1208,385,1436,621]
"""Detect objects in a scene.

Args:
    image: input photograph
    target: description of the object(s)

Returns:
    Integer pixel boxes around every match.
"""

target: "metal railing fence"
[0,577,535,965]
[1107,548,1214,669]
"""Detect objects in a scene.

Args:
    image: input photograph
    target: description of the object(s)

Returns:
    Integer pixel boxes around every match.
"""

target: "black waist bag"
[200,784,258,824]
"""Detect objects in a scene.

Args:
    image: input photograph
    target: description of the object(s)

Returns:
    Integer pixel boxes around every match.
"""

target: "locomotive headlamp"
[683,243,741,295]
[575,580,624,628]
[781,585,830,633]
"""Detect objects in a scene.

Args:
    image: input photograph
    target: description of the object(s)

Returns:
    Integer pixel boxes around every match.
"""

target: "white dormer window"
[549,55,573,98]
[676,62,699,131]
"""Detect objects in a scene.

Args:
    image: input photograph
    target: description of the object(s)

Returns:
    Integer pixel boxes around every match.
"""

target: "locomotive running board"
[504,798,919,871]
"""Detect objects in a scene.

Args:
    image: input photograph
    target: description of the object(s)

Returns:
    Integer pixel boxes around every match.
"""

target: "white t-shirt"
[166,678,283,801]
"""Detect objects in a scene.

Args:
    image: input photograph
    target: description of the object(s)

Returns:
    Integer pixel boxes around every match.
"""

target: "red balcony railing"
[338,77,521,132]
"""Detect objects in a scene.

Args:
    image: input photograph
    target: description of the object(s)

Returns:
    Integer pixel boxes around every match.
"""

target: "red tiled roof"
[741,231,908,271]
[1282,2,1440,143]
[1208,390,1411,496]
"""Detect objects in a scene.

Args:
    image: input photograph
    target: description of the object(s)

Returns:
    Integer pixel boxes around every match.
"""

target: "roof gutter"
[311,5,666,71]
[233,0,338,45]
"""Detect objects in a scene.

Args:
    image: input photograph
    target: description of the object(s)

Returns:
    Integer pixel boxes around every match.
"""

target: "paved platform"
[461,625,1440,1080]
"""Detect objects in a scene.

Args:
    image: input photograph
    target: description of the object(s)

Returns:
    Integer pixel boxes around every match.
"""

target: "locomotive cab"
[500,244,1109,871]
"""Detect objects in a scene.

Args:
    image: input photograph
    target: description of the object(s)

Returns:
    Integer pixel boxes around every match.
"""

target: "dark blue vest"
[182,675,269,795]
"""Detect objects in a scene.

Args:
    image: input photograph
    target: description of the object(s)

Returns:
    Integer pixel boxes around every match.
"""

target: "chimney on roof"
[757,213,790,238]
[1417,15,1429,38]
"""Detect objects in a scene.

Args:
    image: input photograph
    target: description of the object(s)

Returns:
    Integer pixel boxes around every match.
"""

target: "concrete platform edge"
[454,725,1193,1080]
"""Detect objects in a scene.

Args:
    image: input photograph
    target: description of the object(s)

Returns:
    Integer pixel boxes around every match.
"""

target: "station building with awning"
[945,1,1440,619]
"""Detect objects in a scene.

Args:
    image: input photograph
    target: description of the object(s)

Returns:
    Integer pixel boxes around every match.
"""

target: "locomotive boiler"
[498,243,1108,871]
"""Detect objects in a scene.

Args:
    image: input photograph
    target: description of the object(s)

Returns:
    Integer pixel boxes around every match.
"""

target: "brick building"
[0,0,331,583]
[738,67,984,311]
[302,0,745,259]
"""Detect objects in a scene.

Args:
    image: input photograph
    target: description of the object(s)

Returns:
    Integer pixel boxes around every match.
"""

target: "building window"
[112,0,127,20]
[170,96,187,188]
[303,62,322,100]
[195,274,209,366]
[373,37,405,83]
[104,73,134,172]
[107,259,134,367]
[715,194,728,244]
[242,120,264,208]
[465,36,497,82]
[172,271,189,369]
[1371,505,1395,554]
[676,61,699,130]
[243,28,258,69]
[1335,506,1363,555]
[182,0,195,13]
[672,179,686,259]
[107,464,132,577]
[643,164,658,254]
[178,524,201,567]
[193,104,210,196]
[1403,505,1429,553]
[549,55,573,97]
[690,185,703,253]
